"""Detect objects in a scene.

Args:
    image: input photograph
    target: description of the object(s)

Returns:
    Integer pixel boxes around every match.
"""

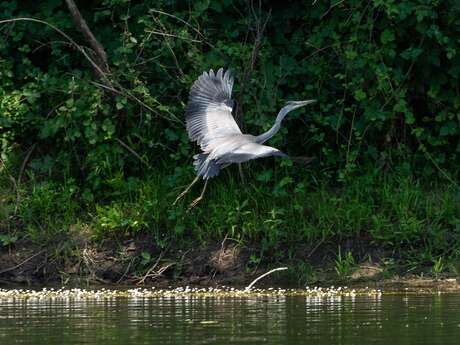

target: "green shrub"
[1,1,459,269]
[1,0,459,190]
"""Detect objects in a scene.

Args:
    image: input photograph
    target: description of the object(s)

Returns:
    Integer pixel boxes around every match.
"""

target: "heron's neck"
[255,107,289,144]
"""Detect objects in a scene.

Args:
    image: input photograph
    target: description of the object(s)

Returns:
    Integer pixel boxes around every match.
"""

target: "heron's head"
[257,99,316,143]
[285,100,316,111]
[272,99,316,127]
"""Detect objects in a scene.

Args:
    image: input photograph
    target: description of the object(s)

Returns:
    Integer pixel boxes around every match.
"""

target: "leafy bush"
[1,0,459,190]
[1,1,460,268]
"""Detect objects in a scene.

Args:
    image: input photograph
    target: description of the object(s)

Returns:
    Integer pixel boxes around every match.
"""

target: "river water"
[1,290,459,344]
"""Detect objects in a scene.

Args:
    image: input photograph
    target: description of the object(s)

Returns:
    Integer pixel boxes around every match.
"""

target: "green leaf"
[380,29,395,44]
[354,89,366,101]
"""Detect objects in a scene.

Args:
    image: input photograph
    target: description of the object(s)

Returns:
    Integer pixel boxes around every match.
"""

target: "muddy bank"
[0,237,254,287]
[1,238,460,291]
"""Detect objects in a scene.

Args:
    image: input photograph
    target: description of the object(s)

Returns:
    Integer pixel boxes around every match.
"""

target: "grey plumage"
[185,67,315,180]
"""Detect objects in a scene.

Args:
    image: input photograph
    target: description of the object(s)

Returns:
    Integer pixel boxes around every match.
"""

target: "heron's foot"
[173,176,200,206]
[187,195,203,210]
[173,189,188,205]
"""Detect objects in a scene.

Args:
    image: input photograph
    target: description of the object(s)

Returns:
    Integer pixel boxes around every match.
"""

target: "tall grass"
[1,164,459,272]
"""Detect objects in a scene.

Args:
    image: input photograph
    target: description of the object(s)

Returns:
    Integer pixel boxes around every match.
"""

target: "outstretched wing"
[216,142,288,165]
[186,68,242,151]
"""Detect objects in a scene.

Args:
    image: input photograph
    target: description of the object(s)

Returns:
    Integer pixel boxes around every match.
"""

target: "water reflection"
[1,293,460,344]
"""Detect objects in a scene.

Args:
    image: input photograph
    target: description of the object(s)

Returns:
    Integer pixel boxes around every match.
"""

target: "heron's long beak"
[287,100,316,109]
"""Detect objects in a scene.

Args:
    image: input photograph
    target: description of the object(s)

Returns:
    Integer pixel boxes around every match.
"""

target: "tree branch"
[64,0,109,76]
[234,1,271,184]
[245,267,288,291]
[234,2,271,125]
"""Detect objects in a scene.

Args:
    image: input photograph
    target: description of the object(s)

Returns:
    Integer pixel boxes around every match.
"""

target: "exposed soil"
[1,236,460,291]
[0,237,251,287]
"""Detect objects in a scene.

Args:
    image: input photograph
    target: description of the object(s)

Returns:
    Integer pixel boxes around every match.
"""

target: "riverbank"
[1,235,460,291]
[1,170,460,288]
[2,0,460,292]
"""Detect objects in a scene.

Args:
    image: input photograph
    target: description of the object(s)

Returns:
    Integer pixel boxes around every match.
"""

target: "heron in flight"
[174,68,315,208]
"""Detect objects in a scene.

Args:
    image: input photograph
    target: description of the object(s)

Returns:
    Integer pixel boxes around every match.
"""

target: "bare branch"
[136,248,169,285]
[149,8,214,47]
[245,267,288,291]
[0,250,45,275]
[0,17,178,124]
[64,0,109,75]
[234,3,271,124]
[144,30,201,43]
[234,1,271,184]
[115,138,152,169]
[14,143,36,213]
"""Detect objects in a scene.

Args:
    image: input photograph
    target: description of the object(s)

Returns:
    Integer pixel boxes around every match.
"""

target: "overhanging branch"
[64,0,109,76]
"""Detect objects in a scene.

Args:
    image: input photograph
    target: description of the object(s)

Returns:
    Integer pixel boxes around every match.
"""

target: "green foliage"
[431,256,444,279]
[5,167,457,275]
[17,178,80,243]
[334,247,356,279]
[140,251,154,267]
[1,0,460,191]
[0,233,18,247]
[1,1,460,277]
[94,203,147,236]
[294,261,317,286]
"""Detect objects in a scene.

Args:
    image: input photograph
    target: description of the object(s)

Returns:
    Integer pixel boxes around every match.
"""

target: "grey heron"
[174,68,315,208]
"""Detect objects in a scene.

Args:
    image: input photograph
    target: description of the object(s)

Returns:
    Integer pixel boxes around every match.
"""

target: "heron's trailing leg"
[173,176,199,205]
[188,179,208,210]
[238,163,247,186]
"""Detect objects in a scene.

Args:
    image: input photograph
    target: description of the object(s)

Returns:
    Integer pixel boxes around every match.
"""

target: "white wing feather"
[186,68,242,152]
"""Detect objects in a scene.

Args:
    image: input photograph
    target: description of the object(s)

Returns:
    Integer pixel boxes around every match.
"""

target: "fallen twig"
[0,250,45,275]
[244,267,288,291]
[136,248,169,285]
[116,256,136,284]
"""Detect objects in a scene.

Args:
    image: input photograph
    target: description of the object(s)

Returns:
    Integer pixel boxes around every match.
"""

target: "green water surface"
[1,292,459,344]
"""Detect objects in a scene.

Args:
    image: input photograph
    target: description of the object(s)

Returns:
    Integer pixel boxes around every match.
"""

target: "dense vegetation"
[0,0,459,282]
